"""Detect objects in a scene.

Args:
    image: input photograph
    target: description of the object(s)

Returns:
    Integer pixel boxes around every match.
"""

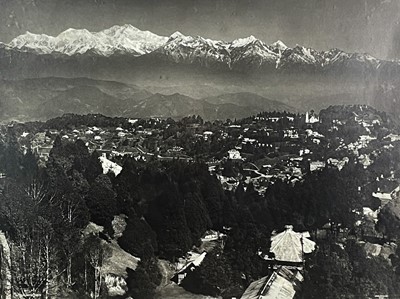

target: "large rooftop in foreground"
[240,267,303,299]
[270,225,316,263]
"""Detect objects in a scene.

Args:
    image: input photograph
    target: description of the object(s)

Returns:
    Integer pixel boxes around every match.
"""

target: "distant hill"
[0,77,149,122]
[126,93,203,119]
[38,85,126,117]
[0,78,294,122]
[204,92,294,112]
[125,92,294,120]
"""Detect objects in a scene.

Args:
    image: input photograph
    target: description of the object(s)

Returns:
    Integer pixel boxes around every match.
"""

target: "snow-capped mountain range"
[3,24,385,71]
[153,30,382,71]
[8,24,168,56]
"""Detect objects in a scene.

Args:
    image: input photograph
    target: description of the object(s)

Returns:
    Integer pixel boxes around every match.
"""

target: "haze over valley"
[1,24,399,122]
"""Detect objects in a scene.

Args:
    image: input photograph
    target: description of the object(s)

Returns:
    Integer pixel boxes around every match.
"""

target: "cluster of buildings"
[11,106,399,201]
[210,109,381,194]
[17,120,192,164]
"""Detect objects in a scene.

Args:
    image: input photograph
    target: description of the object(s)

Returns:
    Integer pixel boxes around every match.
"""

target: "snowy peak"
[102,24,140,35]
[271,40,288,51]
[228,36,279,68]
[9,31,54,54]
[57,28,93,39]
[98,24,168,55]
[231,35,258,48]
[155,31,382,71]
[168,31,186,41]
[165,31,225,48]
[9,25,168,56]
[159,32,281,68]
[158,31,231,66]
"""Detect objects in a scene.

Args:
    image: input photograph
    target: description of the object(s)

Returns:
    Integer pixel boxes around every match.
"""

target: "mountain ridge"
[7,24,168,57]
[3,24,392,73]
[0,77,294,122]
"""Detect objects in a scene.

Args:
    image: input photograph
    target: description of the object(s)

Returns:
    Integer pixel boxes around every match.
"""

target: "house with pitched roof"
[270,225,316,264]
[241,226,315,299]
[372,178,400,206]
[240,267,303,299]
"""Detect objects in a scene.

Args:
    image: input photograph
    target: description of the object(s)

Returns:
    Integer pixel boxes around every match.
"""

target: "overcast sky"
[1,0,400,59]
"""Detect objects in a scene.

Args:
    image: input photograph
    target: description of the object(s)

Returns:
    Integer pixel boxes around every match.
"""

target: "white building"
[228,149,242,160]
[283,129,299,139]
[305,111,320,124]
[310,161,326,172]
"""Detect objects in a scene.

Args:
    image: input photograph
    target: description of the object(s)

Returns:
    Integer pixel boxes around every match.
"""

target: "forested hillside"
[0,107,400,298]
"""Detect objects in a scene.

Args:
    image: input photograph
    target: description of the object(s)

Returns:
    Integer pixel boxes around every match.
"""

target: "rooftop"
[270,225,316,263]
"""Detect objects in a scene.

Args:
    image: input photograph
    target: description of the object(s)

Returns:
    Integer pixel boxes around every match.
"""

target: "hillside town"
[9,105,396,198]
[1,105,400,299]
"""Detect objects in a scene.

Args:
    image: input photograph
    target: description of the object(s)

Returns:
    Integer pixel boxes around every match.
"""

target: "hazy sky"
[1,0,400,59]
